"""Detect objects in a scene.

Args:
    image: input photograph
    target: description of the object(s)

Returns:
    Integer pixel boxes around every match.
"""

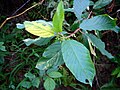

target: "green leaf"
[0,57,4,64]
[93,0,112,9]
[61,40,95,86]
[46,67,58,74]
[48,71,62,78]
[0,42,6,51]
[101,81,120,90]
[36,42,64,70]
[43,42,61,58]
[34,37,53,46]
[112,67,120,76]
[117,72,120,78]
[87,34,114,59]
[111,26,120,33]
[24,72,35,81]
[16,23,25,29]
[71,21,80,31]
[23,37,52,46]
[64,8,74,12]
[21,81,32,89]
[80,14,116,31]
[44,77,55,90]
[24,21,54,38]
[73,0,90,20]
[53,1,64,33]
[31,77,40,88]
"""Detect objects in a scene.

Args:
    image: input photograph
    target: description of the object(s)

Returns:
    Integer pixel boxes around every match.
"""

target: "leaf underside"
[87,34,114,59]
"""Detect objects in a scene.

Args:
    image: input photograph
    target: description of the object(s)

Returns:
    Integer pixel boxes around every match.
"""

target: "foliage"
[0,0,120,90]
[16,0,120,89]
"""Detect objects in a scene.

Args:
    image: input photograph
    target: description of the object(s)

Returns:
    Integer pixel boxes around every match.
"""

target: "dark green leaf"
[87,34,114,59]
[48,71,62,78]
[24,72,35,81]
[53,1,64,33]
[0,57,4,64]
[21,81,32,89]
[0,42,6,51]
[101,82,120,90]
[44,77,55,90]
[31,77,40,88]
[80,14,116,31]
[36,42,64,70]
[73,0,90,20]
[62,40,95,86]
[71,21,80,31]
[112,67,120,77]
[46,67,58,74]
[117,72,120,77]
[93,0,112,9]
[43,42,61,58]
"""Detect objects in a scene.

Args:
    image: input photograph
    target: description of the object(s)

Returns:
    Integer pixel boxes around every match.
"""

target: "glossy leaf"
[44,77,55,90]
[80,14,116,31]
[87,34,114,59]
[61,40,95,86]
[24,21,54,37]
[36,42,64,70]
[73,0,90,20]
[23,37,52,46]
[93,0,112,9]
[48,71,62,78]
[53,1,64,33]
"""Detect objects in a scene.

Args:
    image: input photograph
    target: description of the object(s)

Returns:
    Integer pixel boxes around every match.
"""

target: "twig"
[102,30,112,35]
[87,11,93,19]
[66,28,80,38]
[0,0,44,29]
[12,0,31,16]
[66,28,85,38]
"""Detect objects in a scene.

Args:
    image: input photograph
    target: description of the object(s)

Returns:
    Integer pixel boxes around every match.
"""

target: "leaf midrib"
[69,41,89,81]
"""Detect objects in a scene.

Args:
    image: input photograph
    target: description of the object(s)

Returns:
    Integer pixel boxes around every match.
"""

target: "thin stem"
[12,0,31,16]
[66,28,85,38]
[0,0,44,29]
[87,11,93,19]
[66,28,80,38]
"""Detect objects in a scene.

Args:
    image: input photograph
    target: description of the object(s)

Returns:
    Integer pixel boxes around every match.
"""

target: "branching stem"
[66,28,85,38]
[0,0,44,29]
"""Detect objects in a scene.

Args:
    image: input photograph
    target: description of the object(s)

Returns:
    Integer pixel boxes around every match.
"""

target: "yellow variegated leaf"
[24,21,55,38]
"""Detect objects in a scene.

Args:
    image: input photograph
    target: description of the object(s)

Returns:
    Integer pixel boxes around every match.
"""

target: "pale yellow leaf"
[24,21,55,38]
